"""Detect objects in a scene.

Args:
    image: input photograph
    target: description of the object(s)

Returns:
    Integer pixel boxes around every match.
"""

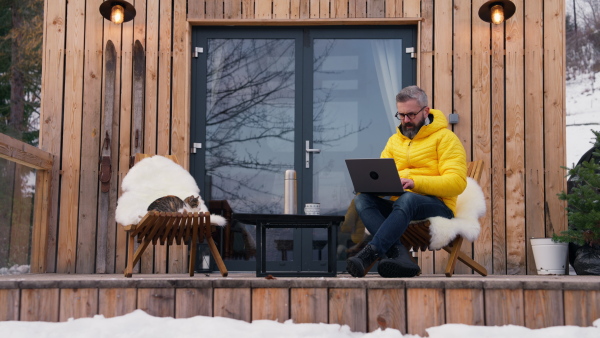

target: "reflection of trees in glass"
[206,39,296,213]
[0,0,43,270]
[205,38,366,214]
[312,40,372,182]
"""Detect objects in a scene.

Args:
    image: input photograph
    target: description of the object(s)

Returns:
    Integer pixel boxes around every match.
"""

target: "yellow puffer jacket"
[381,108,467,215]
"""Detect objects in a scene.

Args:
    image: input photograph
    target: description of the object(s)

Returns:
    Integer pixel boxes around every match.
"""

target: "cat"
[147,195,201,213]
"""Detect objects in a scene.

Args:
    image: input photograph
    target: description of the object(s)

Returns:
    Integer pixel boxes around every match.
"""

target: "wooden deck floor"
[1,273,599,336]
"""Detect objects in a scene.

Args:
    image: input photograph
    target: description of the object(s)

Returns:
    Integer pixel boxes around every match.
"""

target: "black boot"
[346,244,381,277]
[377,244,420,278]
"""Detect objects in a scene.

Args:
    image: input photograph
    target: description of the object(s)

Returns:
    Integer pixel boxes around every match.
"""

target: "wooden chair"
[365,160,488,277]
[406,160,486,277]
[122,154,228,277]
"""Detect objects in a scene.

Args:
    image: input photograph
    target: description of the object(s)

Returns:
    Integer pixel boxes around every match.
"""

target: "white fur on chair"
[115,155,226,226]
[427,177,486,250]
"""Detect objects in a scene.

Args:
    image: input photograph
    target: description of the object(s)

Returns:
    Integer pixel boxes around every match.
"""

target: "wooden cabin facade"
[37,0,566,276]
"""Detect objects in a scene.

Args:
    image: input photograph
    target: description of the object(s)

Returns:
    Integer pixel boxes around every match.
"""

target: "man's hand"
[401,178,414,190]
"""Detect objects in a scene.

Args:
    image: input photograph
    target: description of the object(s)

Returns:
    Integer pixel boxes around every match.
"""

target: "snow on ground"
[566,71,600,167]
[0,309,598,338]
[0,265,29,275]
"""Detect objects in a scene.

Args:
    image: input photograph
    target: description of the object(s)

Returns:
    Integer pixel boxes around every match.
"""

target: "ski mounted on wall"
[97,39,117,273]
[131,39,145,167]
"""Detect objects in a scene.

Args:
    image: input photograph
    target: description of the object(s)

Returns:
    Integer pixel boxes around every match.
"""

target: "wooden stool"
[122,153,228,277]
[123,211,228,277]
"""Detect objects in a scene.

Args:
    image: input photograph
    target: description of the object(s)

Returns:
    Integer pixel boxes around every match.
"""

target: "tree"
[567,0,600,80]
[0,0,43,144]
[554,130,600,246]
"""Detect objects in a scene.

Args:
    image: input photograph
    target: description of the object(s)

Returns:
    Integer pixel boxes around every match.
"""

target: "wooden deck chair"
[364,160,488,277]
[404,160,487,277]
[122,154,228,277]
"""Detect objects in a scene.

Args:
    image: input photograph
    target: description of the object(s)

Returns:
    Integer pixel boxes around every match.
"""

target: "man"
[347,85,467,278]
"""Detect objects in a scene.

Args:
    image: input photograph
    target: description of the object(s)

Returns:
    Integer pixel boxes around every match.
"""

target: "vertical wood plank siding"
[115,14,134,275]
[452,0,473,275]
[505,0,526,275]
[98,288,137,318]
[471,0,493,274]
[0,289,19,320]
[39,0,566,275]
[142,0,160,274]
[1,280,598,333]
[40,0,67,273]
[543,0,567,241]
[76,0,104,274]
[367,288,406,332]
[290,288,328,323]
[417,0,435,273]
[524,0,547,275]
[59,288,99,320]
[56,0,85,274]
[433,0,453,274]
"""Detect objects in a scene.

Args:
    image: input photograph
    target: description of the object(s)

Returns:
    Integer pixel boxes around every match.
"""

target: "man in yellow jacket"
[347,85,467,278]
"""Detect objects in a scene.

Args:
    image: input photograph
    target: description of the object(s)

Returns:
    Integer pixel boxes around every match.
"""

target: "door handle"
[305,140,320,168]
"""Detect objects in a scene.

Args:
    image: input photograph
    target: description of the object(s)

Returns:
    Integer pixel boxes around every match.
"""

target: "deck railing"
[0,133,53,273]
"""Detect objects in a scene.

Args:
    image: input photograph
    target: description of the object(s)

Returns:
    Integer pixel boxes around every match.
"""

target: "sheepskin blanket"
[115,155,226,226]
[427,177,486,249]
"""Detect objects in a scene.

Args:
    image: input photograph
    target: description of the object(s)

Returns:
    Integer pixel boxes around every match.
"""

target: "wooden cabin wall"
[39,0,566,275]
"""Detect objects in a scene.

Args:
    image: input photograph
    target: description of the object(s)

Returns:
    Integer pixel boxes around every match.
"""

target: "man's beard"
[401,119,425,139]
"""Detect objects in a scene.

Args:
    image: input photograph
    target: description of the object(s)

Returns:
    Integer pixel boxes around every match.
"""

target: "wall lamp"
[99,1,136,24]
[478,0,516,25]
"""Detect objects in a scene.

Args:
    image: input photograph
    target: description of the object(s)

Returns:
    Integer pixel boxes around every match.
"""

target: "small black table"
[231,213,344,277]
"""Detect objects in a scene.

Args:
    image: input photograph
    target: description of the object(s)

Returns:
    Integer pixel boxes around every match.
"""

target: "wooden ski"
[131,40,145,165]
[127,40,146,274]
[97,40,117,273]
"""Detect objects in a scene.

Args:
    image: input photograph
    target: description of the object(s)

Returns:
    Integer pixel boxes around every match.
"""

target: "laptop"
[345,158,405,196]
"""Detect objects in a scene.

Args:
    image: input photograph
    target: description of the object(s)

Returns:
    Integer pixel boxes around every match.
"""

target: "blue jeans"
[353,192,453,256]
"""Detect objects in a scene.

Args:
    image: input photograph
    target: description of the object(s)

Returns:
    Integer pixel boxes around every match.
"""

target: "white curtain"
[371,40,402,133]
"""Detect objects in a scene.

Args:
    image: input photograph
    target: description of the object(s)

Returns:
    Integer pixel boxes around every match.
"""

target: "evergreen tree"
[0,0,43,145]
[554,130,600,246]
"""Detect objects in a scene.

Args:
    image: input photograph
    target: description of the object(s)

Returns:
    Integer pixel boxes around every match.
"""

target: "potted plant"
[530,237,568,275]
[552,130,600,275]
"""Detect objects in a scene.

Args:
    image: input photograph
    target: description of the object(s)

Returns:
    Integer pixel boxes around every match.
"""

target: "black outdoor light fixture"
[99,0,136,24]
[478,0,516,25]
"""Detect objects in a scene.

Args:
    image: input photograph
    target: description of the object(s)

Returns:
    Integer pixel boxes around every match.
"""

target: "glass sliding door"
[205,38,296,213]
[191,26,417,272]
[192,29,302,271]
[303,28,416,271]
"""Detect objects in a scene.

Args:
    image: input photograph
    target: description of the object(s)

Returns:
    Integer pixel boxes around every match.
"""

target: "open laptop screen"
[345,158,404,196]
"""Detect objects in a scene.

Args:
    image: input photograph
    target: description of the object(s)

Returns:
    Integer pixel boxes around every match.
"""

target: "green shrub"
[554,130,600,246]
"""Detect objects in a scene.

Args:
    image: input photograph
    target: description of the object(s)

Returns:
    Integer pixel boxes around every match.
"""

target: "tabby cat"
[147,195,201,213]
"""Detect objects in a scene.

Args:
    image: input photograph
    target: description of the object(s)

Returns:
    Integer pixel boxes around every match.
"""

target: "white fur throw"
[115,155,226,226]
[427,177,486,250]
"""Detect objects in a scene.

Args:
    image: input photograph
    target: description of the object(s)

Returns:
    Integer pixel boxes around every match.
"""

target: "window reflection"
[205,39,296,215]
[0,158,35,273]
[312,38,404,262]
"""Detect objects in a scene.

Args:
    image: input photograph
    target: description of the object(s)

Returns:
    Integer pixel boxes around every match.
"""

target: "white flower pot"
[530,238,568,275]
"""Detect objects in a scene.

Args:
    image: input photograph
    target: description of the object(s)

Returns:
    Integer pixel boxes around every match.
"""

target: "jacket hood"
[396,108,448,140]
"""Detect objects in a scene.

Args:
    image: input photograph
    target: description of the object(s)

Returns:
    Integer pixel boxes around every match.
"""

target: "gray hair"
[396,86,428,107]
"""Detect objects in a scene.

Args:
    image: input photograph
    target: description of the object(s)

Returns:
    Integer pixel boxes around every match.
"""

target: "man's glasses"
[395,106,426,120]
